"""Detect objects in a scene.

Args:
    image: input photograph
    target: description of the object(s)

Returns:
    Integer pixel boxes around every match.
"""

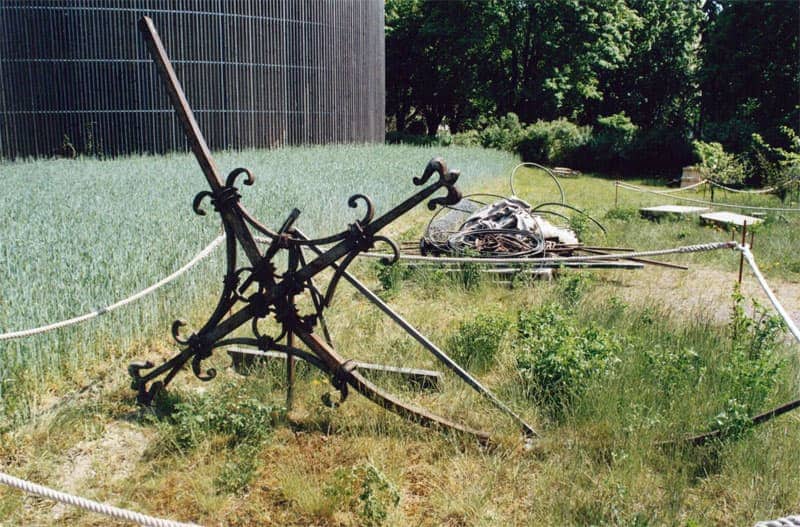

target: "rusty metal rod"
[578,248,689,270]
[296,228,538,438]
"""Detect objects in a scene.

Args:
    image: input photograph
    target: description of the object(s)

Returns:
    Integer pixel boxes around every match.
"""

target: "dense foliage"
[386,0,799,180]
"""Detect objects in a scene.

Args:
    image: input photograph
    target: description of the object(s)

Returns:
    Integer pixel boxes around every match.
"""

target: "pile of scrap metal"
[373,163,688,276]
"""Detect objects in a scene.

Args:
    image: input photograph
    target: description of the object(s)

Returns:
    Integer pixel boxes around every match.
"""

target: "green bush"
[446,312,511,371]
[708,288,786,441]
[746,130,800,197]
[692,140,746,185]
[516,118,592,166]
[478,112,527,151]
[604,206,638,221]
[515,304,621,415]
[451,129,481,146]
[161,381,284,450]
[585,113,639,173]
[325,463,400,527]
[214,444,260,495]
[376,261,414,293]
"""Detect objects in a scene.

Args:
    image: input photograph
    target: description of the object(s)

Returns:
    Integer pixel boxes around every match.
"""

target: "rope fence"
[0,471,201,526]
[0,234,225,341]
[615,181,800,212]
[755,515,800,527]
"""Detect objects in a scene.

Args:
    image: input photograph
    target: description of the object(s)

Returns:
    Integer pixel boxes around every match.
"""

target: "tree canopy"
[386,0,799,162]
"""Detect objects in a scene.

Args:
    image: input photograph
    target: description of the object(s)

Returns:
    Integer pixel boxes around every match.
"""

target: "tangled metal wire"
[421,164,605,257]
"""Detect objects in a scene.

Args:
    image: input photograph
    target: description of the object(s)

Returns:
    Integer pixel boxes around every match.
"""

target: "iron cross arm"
[129,16,533,445]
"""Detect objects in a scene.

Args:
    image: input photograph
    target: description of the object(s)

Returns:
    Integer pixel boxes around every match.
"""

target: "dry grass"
[1,162,799,526]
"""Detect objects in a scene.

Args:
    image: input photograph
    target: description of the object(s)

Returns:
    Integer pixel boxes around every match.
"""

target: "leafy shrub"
[709,288,786,440]
[747,130,800,198]
[692,140,746,185]
[604,206,637,221]
[516,119,592,166]
[376,261,414,293]
[557,272,594,306]
[162,381,284,450]
[451,129,481,146]
[325,463,400,527]
[515,304,621,414]
[644,346,703,398]
[215,444,260,495]
[454,259,482,290]
[584,113,639,173]
[446,312,511,371]
[479,112,527,151]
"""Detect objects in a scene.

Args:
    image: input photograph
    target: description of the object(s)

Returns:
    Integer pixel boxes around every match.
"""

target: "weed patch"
[325,462,400,526]
[515,303,622,416]
[446,312,511,371]
[153,381,284,451]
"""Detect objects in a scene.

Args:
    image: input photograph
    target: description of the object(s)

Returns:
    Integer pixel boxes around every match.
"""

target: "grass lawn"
[0,146,798,525]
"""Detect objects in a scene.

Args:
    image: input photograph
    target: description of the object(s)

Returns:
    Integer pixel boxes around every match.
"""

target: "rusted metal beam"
[227,347,442,391]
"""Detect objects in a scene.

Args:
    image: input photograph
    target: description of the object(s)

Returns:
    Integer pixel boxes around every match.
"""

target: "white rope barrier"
[755,514,800,527]
[707,179,777,194]
[360,241,737,265]
[738,244,800,345]
[628,179,709,194]
[0,234,225,341]
[616,181,800,212]
[0,471,201,526]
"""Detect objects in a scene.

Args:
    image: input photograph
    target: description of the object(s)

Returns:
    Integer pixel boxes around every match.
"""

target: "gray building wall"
[0,1,385,158]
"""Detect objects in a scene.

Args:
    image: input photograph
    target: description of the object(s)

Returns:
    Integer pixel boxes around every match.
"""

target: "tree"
[385,0,491,135]
[385,0,639,134]
[484,0,639,124]
[587,0,703,130]
[699,1,800,152]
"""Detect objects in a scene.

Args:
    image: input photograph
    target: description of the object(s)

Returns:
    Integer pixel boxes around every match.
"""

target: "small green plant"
[709,398,753,442]
[376,261,411,293]
[568,213,589,240]
[515,304,621,415]
[604,207,637,221]
[446,312,511,371]
[708,287,786,440]
[325,463,400,526]
[557,272,594,306]
[645,345,703,398]
[161,381,284,450]
[214,444,260,495]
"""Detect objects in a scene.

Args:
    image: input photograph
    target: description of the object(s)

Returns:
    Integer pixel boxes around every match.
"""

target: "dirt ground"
[611,264,800,328]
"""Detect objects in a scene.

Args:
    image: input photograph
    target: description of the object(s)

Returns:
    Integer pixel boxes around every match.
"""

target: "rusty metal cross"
[129,17,536,444]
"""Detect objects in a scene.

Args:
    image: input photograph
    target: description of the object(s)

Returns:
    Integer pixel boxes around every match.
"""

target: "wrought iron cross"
[129,17,536,444]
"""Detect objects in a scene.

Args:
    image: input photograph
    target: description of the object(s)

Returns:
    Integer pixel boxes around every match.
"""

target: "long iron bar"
[577,248,689,270]
[296,228,538,438]
[227,347,443,390]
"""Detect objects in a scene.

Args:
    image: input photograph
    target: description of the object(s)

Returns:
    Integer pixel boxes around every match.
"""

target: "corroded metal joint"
[347,221,374,252]
[211,186,241,212]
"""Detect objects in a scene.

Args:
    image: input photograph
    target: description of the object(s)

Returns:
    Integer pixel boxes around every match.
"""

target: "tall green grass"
[0,145,517,427]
